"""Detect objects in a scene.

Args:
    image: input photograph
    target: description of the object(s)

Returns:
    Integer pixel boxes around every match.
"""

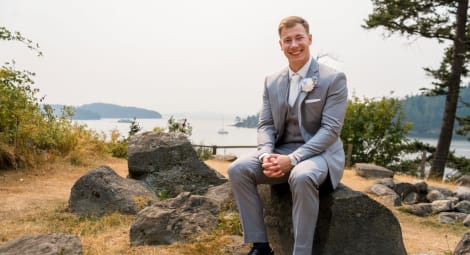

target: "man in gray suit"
[227,16,348,255]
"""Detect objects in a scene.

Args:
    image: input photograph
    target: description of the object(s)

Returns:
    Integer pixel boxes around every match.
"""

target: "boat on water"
[117,119,134,123]
[218,128,229,135]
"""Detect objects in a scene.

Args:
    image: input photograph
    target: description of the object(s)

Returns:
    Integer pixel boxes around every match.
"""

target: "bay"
[76,116,470,158]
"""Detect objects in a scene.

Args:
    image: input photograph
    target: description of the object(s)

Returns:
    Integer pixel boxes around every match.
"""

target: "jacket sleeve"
[256,77,276,157]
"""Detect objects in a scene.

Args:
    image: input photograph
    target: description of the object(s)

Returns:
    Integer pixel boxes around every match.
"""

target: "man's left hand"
[262,154,293,178]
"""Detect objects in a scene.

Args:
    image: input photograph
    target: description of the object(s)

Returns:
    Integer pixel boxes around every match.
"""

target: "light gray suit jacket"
[257,58,348,189]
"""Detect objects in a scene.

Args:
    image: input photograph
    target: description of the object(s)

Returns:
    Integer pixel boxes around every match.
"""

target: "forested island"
[51,103,162,120]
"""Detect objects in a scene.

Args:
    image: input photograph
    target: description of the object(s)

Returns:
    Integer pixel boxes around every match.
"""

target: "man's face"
[279,23,312,72]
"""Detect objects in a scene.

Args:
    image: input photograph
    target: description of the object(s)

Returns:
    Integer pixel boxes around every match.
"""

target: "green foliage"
[363,0,470,179]
[168,116,192,135]
[0,27,108,168]
[195,145,213,160]
[216,212,242,236]
[341,96,412,167]
[128,117,142,137]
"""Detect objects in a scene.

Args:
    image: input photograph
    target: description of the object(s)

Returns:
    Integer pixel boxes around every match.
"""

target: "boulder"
[403,203,433,217]
[211,154,238,162]
[454,231,470,255]
[366,183,401,206]
[456,201,470,214]
[69,165,157,216]
[426,190,446,203]
[428,186,453,197]
[127,132,227,197]
[413,180,428,193]
[129,183,232,246]
[456,175,470,188]
[455,186,470,201]
[431,200,454,214]
[393,182,418,201]
[258,183,407,255]
[374,178,395,189]
[0,233,82,255]
[464,215,470,227]
[438,212,467,224]
[353,163,394,179]
[403,192,419,205]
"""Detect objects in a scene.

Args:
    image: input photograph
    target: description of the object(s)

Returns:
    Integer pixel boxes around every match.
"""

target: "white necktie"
[288,74,301,106]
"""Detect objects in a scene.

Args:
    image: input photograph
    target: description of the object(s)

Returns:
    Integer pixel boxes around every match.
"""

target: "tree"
[363,0,469,179]
[341,96,412,167]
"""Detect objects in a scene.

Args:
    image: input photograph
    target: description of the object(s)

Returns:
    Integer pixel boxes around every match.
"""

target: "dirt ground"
[0,158,466,254]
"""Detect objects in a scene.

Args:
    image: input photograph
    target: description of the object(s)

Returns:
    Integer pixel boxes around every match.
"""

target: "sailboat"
[218,117,229,135]
[218,128,229,135]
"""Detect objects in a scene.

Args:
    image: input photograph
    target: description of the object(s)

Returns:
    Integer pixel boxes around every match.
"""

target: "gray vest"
[279,99,304,145]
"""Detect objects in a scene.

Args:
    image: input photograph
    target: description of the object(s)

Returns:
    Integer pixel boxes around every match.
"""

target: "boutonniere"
[300,76,318,93]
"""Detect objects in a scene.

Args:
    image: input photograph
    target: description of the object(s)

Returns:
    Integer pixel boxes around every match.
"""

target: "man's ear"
[308,34,313,45]
[279,39,283,50]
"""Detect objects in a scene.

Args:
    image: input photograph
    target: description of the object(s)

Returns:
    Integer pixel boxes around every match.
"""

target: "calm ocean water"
[76,116,470,158]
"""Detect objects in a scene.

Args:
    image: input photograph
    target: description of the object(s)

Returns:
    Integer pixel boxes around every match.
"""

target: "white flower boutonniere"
[300,77,318,93]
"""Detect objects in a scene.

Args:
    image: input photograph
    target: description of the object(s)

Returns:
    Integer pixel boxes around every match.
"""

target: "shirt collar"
[288,57,312,79]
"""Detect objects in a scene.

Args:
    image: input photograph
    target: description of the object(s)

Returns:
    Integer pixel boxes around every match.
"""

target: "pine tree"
[363,0,469,179]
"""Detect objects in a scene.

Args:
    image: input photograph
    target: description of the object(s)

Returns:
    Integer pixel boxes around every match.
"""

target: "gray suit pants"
[227,144,328,255]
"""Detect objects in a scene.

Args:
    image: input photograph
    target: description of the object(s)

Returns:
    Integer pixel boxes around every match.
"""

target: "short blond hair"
[278,16,310,36]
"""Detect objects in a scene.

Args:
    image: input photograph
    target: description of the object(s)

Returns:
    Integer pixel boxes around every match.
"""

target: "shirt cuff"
[258,153,269,162]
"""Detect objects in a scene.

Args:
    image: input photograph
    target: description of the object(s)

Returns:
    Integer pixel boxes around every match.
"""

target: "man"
[227,16,348,255]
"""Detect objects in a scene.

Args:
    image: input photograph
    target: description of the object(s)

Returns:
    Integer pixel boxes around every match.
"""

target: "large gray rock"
[456,175,470,188]
[353,163,394,179]
[456,201,470,214]
[129,183,233,246]
[258,183,407,255]
[454,231,470,255]
[455,186,470,201]
[366,183,401,206]
[128,132,227,197]
[403,203,433,217]
[393,182,418,201]
[69,165,157,216]
[438,212,467,224]
[0,233,82,255]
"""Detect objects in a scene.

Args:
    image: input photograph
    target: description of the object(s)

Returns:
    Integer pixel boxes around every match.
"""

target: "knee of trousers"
[227,163,247,184]
[288,170,319,193]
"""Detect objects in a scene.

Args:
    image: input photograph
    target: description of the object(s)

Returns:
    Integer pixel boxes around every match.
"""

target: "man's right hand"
[262,154,292,178]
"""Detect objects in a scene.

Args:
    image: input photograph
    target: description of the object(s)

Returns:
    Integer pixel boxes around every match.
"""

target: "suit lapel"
[297,57,320,106]
[297,58,320,137]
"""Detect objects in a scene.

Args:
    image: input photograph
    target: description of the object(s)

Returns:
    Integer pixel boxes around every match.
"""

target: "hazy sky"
[1,0,449,116]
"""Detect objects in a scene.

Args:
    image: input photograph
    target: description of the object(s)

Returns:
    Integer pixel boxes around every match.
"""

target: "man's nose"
[291,39,299,47]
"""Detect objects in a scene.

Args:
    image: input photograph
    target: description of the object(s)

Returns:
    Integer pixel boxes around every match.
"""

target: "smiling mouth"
[289,50,303,56]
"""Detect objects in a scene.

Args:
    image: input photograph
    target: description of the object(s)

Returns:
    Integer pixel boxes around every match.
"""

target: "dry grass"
[0,158,466,255]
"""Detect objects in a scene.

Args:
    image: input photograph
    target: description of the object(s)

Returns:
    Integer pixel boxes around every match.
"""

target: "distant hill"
[402,85,470,138]
[49,103,161,120]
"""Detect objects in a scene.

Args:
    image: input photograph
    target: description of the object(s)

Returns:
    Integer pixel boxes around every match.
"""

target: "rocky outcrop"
[456,175,470,188]
[0,233,82,255]
[129,182,233,246]
[127,132,227,198]
[258,183,407,255]
[353,163,394,179]
[455,231,470,255]
[367,177,470,227]
[69,165,157,216]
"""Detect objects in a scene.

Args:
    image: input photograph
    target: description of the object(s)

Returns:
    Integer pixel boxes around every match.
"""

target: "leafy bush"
[341,96,412,167]
[0,27,107,168]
